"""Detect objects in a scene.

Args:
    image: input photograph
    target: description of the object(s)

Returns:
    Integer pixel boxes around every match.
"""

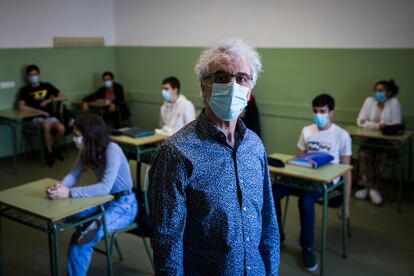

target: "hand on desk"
[46,182,70,199]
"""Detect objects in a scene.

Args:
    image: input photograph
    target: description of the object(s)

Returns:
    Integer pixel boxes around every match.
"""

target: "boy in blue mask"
[272,93,352,272]
[82,71,130,128]
[18,64,68,167]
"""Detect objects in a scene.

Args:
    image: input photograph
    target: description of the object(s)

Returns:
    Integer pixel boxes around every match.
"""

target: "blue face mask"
[208,82,249,121]
[104,80,113,88]
[374,91,386,102]
[313,113,330,129]
[29,75,39,84]
[162,90,172,102]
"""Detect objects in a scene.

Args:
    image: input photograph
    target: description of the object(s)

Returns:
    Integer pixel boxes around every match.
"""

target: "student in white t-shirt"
[355,79,402,205]
[272,94,352,272]
[155,76,196,136]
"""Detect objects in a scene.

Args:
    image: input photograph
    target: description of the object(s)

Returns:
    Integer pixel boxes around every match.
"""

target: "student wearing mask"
[354,79,402,205]
[272,94,352,272]
[155,76,196,136]
[82,71,130,128]
[18,64,68,167]
[46,114,138,276]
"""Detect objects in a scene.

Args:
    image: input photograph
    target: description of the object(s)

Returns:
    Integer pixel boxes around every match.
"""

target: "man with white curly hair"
[150,39,280,275]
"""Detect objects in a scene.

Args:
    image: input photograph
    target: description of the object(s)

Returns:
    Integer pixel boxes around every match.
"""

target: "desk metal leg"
[50,222,60,276]
[99,205,113,276]
[320,186,328,276]
[398,157,405,213]
[0,215,3,276]
[11,123,18,174]
[342,182,347,259]
[47,225,56,276]
[409,138,412,198]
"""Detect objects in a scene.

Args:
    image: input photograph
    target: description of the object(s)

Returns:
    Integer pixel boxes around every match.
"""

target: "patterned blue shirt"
[150,111,280,275]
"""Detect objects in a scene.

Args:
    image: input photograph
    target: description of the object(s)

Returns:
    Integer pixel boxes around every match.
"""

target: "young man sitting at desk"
[272,93,352,272]
[18,64,68,167]
[82,71,130,128]
[155,76,196,136]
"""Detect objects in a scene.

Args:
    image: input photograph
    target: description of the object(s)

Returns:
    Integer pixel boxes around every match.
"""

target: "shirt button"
[240,179,243,183]
[246,236,250,242]
[243,207,247,211]
[247,266,251,270]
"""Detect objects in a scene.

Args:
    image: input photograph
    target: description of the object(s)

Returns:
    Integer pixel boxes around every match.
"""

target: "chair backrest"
[143,165,152,217]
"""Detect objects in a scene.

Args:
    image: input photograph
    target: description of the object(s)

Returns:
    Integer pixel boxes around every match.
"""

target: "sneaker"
[369,189,383,205]
[46,152,55,167]
[53,148,64,162]
[355,188,368,200]
[303,248,318,272]
[77,219,101,245]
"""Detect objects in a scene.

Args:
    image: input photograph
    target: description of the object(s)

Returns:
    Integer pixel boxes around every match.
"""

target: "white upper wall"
[114,0,414,48]
[0,0,115,48]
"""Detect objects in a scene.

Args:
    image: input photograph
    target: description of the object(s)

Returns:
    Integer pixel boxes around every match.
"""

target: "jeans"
[272,185,321,249]
[67,194,138,276]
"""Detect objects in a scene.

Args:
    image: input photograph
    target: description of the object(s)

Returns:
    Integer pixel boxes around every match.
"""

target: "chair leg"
[142,237,154,270]
[282,195,290,232]
[114,237,124,261]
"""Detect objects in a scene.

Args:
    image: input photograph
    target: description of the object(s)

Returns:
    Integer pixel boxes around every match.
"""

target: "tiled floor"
[0,148,413,275]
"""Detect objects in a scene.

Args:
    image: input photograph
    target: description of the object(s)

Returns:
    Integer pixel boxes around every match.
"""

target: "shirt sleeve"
[46,83,60,97]
[183,101,196,125]
[340,132,352,157]
[70,145,121,197]
[150,143,188,275]
[383,98,402,125]
[259,152,280,274]
[357,98,370,127]
[297,128,307,151]
[61,153,84,188]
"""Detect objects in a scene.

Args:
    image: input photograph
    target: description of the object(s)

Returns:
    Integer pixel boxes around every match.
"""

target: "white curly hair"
[194,38,262,87]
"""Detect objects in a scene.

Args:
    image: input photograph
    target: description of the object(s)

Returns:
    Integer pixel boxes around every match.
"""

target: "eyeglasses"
[203,70,253,87]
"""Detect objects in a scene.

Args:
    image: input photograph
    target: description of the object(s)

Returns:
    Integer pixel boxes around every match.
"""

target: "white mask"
[73,136,83,150]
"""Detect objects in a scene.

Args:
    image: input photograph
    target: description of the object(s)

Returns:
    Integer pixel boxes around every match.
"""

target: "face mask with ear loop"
[207,82,249,121]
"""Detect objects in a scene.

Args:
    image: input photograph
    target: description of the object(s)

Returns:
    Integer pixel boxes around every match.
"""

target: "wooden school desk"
[345,125,413,212]
[110,132,167,189]
[0,109,45,172]
[0,178,114,276]
[269,153,352,276]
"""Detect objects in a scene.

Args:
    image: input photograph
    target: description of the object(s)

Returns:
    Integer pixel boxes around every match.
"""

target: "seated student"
[240,94,261,137]
[18,64,68,167]
[155,76,196,136]
[355,79,402,205]
[82,71,130,128]
[272,94,352,272]
[46,114,138,276]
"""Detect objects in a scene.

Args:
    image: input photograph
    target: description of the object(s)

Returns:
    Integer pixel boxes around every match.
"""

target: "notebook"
[287,152,334,168]
[111,127,155,138]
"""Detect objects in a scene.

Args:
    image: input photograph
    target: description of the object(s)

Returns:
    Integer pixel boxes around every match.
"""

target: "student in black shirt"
[82,71,130,128]
[18,64,68,167]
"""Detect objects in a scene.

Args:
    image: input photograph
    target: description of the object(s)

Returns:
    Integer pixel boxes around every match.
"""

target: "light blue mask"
[162,90,172,102]
[208,82,249,121]
[104,80,113,88]
[374,91,386,102]
[29,75,39,84]
[313,113,330,129]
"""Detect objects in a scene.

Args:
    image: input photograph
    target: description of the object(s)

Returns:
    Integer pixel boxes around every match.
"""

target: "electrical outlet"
[0,81,15,89]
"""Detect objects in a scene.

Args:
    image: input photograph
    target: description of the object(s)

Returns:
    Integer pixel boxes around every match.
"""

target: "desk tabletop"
[0,109,44,120]
[110,133,167,147]
[0,178,113,222]
[268,153,352,184]
[345,125,414,142]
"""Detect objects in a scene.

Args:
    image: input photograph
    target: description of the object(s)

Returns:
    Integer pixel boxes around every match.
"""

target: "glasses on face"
[203,70,253,87]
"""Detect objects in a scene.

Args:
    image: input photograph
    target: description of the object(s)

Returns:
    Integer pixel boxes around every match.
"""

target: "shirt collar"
[196,109,247,148]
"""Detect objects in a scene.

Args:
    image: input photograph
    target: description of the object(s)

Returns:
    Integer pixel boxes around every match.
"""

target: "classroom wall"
[0,47,116,158]
[0,0,115,48]
[114,0,414,48]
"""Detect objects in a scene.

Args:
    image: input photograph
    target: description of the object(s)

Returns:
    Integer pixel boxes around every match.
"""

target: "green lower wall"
[0,47,116,158]
[115,47,414,156]
[1,46,413,175]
